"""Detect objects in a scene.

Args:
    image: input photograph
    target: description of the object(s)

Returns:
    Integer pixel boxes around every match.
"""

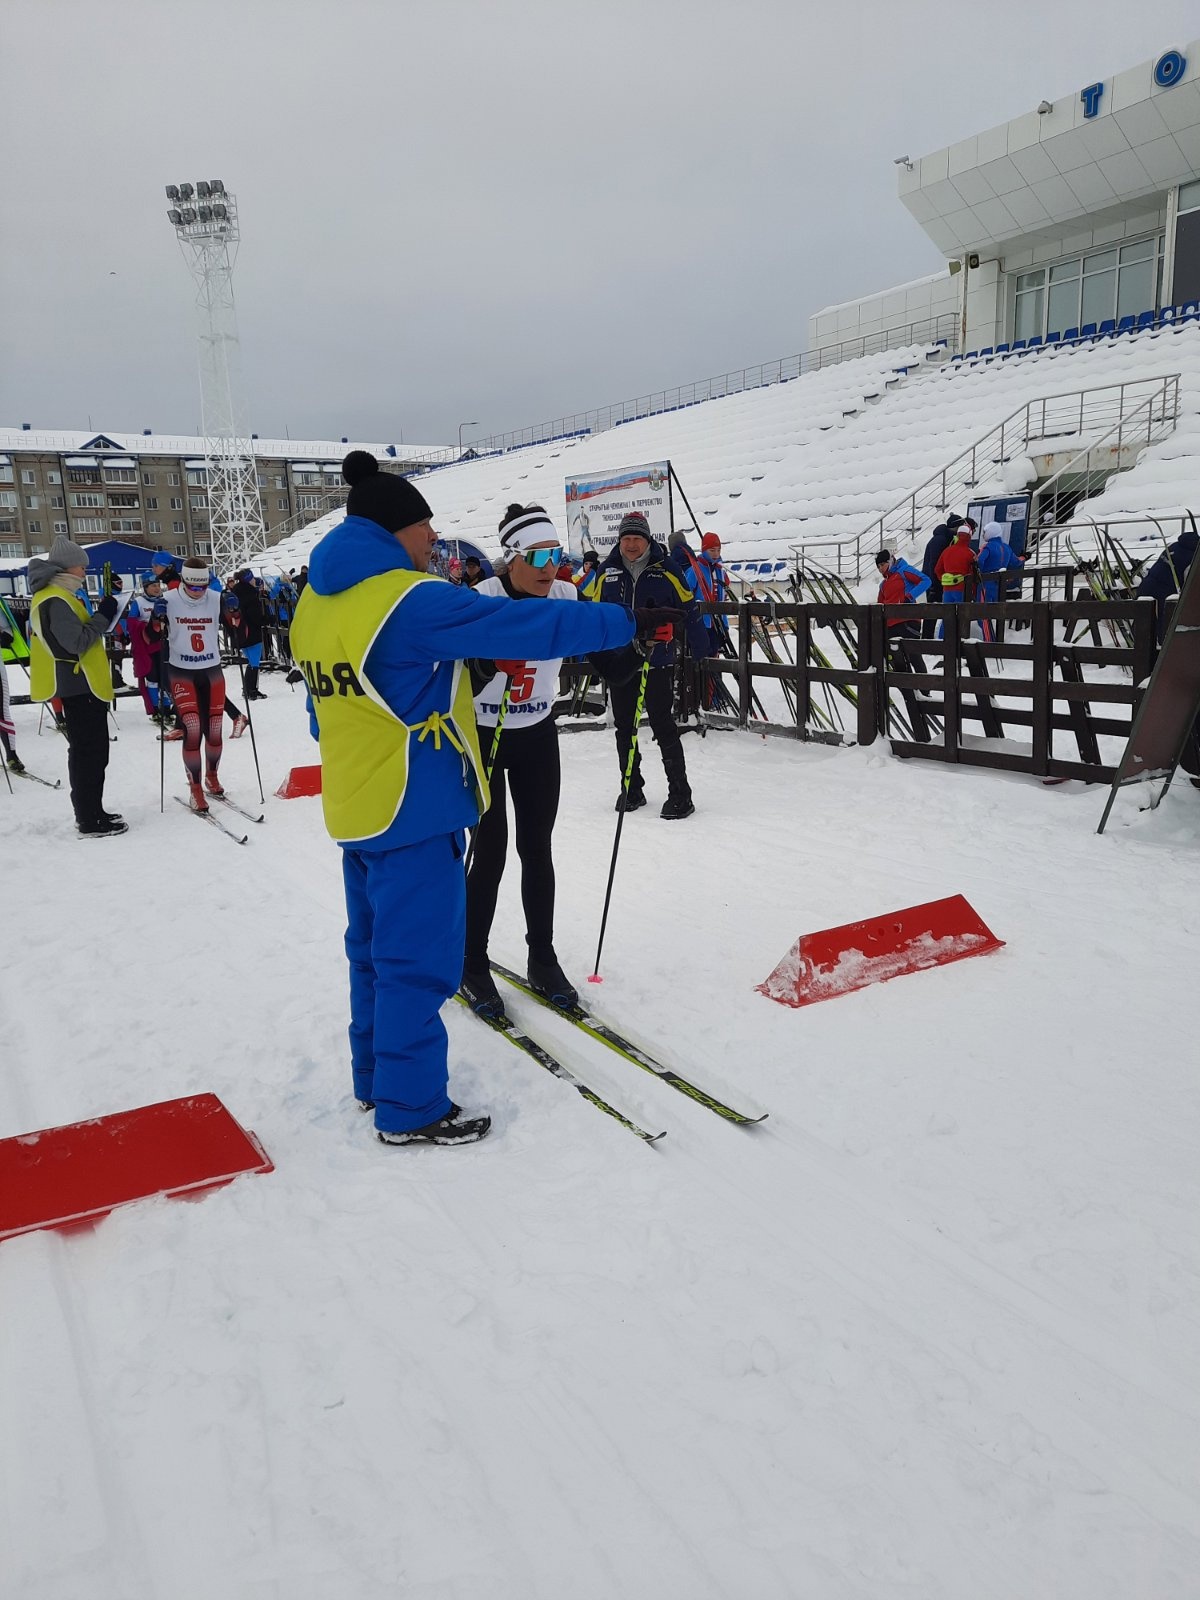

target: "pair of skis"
[174,789,264,845]
[464,962,766,1145]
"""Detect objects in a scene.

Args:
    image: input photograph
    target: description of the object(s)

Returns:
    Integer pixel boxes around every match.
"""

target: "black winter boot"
[660,750,694,820]
[527,954,578,1010]
[460,965,506,1021]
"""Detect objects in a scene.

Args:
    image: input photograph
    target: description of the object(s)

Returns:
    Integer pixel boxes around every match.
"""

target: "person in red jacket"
[934,526,977,602]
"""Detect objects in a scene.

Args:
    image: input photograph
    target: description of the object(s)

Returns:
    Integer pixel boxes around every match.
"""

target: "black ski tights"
[465,717,560,970]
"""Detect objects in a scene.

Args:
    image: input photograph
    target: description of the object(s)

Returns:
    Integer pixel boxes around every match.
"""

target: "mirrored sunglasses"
[524,546,564,569]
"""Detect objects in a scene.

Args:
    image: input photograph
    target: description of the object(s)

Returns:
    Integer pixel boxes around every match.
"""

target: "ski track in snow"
[2,684,1199,1599]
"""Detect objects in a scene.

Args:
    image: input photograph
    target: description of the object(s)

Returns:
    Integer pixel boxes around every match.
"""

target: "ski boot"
[231,714,249,738]
[204,771,225,797]
[528,954,579,1011]
[377,1105,491,1147]
[660,792,695,820]
[187,780,210,814]
[615,784,647,813]
[460,966,506,1021]
[6,752,24,773]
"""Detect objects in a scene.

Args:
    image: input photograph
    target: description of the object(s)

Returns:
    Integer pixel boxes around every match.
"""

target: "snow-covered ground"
[269,320,1200,573]
[3,678,1198,1599]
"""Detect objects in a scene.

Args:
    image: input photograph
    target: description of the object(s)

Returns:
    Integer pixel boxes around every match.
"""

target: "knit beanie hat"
[47,533,90,571]
[618,512,651,543]
[342,451,431,534]
[499,503,559,555]
[181,559,210,588]
[701,532,721,553]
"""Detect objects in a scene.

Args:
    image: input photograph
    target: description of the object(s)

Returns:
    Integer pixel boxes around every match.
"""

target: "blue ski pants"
[341,831,466,1133]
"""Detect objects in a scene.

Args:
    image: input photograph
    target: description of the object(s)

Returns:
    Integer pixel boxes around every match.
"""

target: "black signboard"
[1098,514,1200,833]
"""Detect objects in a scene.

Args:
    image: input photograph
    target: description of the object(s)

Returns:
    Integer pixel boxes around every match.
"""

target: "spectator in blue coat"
[976,522,1025,602]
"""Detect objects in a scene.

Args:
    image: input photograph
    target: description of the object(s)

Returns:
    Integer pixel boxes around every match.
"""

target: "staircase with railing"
[799,374,1182,581]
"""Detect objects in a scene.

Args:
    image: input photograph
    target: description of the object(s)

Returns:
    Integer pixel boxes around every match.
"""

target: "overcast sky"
[2,0,1198,448]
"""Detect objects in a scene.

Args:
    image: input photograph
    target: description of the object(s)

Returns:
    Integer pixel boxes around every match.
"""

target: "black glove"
[466,658,497,695]
[96,596,120,622]
[635,607,680,642]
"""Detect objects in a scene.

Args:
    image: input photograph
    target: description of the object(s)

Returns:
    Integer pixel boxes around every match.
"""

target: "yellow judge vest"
[28,587,114,704]
[290,569,490,844]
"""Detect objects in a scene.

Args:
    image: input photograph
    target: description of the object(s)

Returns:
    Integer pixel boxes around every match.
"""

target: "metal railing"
[1029,385,1182,526]
[408,316,960,471]
[803,374,1181,580]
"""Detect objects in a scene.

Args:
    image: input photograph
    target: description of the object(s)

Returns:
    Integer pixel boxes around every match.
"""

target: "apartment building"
[0,428,446,562]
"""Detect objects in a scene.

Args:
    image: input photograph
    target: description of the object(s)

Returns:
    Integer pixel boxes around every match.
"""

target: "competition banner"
[564,460,672,560]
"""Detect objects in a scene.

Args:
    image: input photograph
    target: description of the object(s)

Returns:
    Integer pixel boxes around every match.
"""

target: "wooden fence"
[692,592,1155,785]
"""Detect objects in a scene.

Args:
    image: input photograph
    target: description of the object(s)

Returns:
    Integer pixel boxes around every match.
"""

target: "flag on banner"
[564,461,673,560]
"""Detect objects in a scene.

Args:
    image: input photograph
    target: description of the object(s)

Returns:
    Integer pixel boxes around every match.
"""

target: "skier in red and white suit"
[148,558,236,813]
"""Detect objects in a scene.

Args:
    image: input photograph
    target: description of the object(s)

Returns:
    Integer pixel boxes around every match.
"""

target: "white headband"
[499,509,560,555]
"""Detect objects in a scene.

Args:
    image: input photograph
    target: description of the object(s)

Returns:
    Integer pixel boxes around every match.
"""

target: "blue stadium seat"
[964,350,978,360]
[1098,319,1116,337]
[979,347,994,358]
[1181,301,1199,321]
[1136,310,1155,331]
[1063,327,1079,342]
[1026,334,1042,349]
[1080,322,1098,338]
[1117,315,1135,334]
[995,342,1010,355]
[1044,331,1061,346]
[1011,339,1027,351]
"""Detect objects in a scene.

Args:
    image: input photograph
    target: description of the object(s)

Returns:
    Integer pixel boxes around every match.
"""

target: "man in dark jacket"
[921,513,962,639]
[27,535,125,836]
[233,568,268,697]
[1137,527,1198,643]
[592,512,705,818]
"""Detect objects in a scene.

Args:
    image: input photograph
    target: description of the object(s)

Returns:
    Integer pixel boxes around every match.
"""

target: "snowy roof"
[898,38,1200,256]
[0,427,449,459]
[268,319,1200,569]
[811,270,952,320]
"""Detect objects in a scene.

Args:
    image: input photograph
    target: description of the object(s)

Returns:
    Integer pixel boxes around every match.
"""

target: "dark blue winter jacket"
[922,525,955,580]
[591,540,707,667]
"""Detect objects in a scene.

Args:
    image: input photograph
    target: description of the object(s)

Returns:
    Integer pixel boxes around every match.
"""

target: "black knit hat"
[342,451,432,533]
[618,511,652,542]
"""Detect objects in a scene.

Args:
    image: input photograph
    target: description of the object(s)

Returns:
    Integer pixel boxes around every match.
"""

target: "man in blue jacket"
[976,522,1025,601]
[592,512,706,819]
[291,452,636,1148]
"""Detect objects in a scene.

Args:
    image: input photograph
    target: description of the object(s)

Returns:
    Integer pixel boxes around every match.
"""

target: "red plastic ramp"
[276,764,322,799]
[758,894,1004,1009]
[0,1093,273,1243]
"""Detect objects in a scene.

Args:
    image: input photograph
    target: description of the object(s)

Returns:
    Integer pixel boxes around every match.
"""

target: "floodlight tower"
[164,180,266,574]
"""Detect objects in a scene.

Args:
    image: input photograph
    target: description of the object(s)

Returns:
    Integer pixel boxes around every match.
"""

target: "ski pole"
[464,677,513,878]
[590,657,650,983]
[235,655,266,804]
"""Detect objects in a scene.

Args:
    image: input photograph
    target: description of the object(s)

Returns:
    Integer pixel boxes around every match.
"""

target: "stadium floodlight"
[165,183,180,201]
[1037,99,1053,114]
[162,178,266,574]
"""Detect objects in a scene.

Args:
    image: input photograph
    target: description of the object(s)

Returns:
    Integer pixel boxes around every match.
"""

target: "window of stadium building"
[1012,237,1162,339]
